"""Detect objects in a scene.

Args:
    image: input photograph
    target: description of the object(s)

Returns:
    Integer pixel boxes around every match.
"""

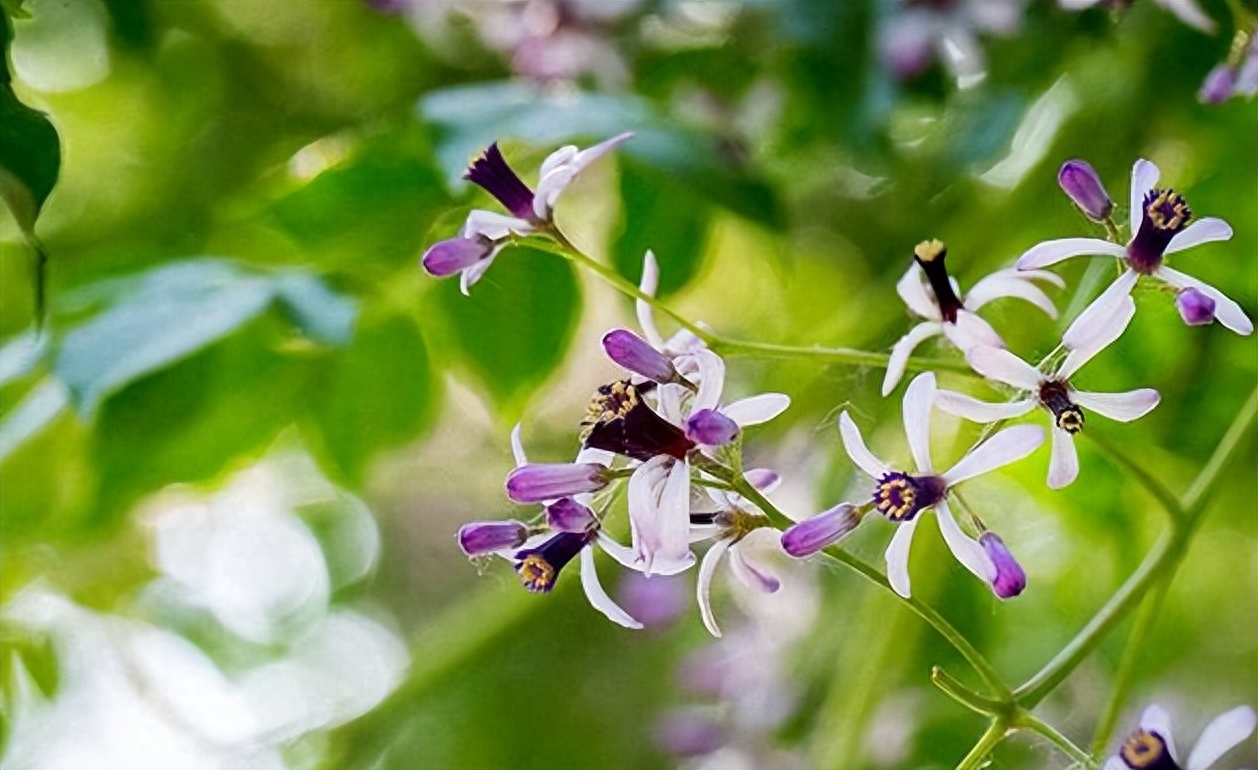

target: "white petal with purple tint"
[597,533,641,570]
[1015,237,1125,271]
[966,345,1042,391]
[1139,704,1179,763]
[945,310,1005,352]
[964,270,1059,318]
[696,538,732,637]
[839,412,891,479]
[459,252,499,296]
[728,530,782,593]
[1186,705,1256,770]
[902,372,937,473]
[897,263,941,320]
[628,457,695,576]
[636,251,664,348]
[1072,389,1161,422]
[720,393,790,426]
[935,501,995,583]
[943,424,1044,486]
[1062,269,1139,349]
[1129,159,1161,235]
[1166,216,1233,254]
[1059,297,1136,379]
[691,349,726,413]
[885,518,920,598]
[1156,266,1254,335]
[935,389,1035,423]
[510,423,527,466]
[1047,426,1079,489]
[461,209,533,241]
[579,547,643,630]
[883,321,943,397]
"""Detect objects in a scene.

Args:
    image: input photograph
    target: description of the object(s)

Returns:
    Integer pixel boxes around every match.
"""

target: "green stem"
[932,666,1007,716]
[1018,710,1097,769]
[955,718,1009,770]
[1182,385,1258,512]
[1084,430,1187,526]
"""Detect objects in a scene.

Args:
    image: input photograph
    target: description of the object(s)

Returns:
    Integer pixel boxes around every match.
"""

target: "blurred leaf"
[611,159,710,298]
[430,246,579,418]
[101,0,152,49]
[303,313,438,484]
[0,328,45,387]
[0,83,59,236]
[273,272,358,346]
[0,377,66,463]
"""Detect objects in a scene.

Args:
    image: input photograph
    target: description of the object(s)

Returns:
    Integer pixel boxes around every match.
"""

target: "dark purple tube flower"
[505,463,611,503]
[515,530,596,592]
[781,503,861,558]
[546,497,598,533]
[1175,286,1216,326]
[980,532,1026,599]
[580,380,695,462]
[684,408,739,447]
[464,143,536,221]
[457,520,529,556]
[601,328,680,383]
[1058,160,1113,221]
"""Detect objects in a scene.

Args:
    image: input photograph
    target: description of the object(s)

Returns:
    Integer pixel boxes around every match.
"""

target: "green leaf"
[0,377,66,463]
[0,328,46,387]
[430,246,580,418]
[0,82,60,236]
[273,272,358,346]
[303,313,438,484]
[611,159,711,298]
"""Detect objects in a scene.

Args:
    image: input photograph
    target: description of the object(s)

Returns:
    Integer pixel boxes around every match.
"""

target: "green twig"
[1017,710,1097,769]
[1084,430,1187,527]
[955,718,1009,770]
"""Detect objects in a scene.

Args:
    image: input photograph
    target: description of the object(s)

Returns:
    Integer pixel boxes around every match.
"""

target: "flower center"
[913,239,964,324]
[580,380,695,462]
[1037,379,1084,433]
[515,530,595,593]
[1119,729,1179,770]
[1127,188,1192,274]
[873,472,947,521]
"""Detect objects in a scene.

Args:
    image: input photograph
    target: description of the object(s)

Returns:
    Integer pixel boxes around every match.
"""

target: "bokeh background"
[1,1,1255,768]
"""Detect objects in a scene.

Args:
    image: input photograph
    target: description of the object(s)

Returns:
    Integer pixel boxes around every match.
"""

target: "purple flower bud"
[1057,160,1113,221]
[1176,287,1216,326]
[601,328,679,383]
[684,408,739,447]
[457,520,528,556]
[653,709,725,758]
[421,237,490,277]
[1198,64,1236,105]
[980,532,1026,599]
[781,503,861,558]
[743,467,780,491]
[505,463,610,503]
[545,498,598,533]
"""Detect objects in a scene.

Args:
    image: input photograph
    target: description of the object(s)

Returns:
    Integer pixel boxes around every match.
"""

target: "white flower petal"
[896,263,942,320]
[935,389,1035,423]
[459,252,498,296]
[728,535,782,594]
[570,132,634,174]
[1015,237,1125,270]
[966,345,1042,391]
[539,145,578,178]
[1072,389,1160,422]
[533,166,576,220]
[579,547,643,630]
[1062,269,1140,350]
[1140,704,1179,762]
[945,310,1005,352]
[1059,297,1136,379]
[935,501,995,582]
[882,322,943,397]
[636,250,664,348]
[510,423,527,466]
[965,271,1059,318]
[1101,757,1126,770]
[1186,706,1256,770]
[1156,0,1216,33]
[575,447,614,466]
[691,349,727,413]
[721,393,790,426]
[943,424,1045,486]
[462,209,534,241]
[902,372,937,473]
[1156,266,1254,335]
[1166,217,1233,255]
[885,518,920,598]
[1130,159,1161,235]
[1047,426,1079,489]
[596,533,641,569]
[839,412,891,478]
[696,538,732,637]
[628,458,696,576]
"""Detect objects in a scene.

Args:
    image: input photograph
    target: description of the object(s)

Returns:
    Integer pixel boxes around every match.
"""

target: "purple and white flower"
[421,133,632,294]
[878,0,1025,89]
[884,239,1063,396]
[936,296,1160,489]
[1104,704,1256,770]
[1016,159,1253,337]
[842,372,1044,598]
[1199,36,1258,104]
[1058,159,1114,221]
[1060,0,1217,34]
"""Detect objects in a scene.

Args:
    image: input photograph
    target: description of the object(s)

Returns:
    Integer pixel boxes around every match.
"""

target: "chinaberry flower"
[936,296,1160,488]
[780,503,863,558]
[1058,159,1113,221]
[457,519,530,556]
[1104,704,1256,770]
[979,531,1026,599]
[842,372,1044,598]
[421,133,632,294]
[1199,37,1258,104]
[1016,159,1253,337]
[883,239,1063,396]
[1060,0,1217,33]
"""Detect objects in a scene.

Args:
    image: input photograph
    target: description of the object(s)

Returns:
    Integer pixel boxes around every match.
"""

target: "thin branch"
[1018,710,1097,769]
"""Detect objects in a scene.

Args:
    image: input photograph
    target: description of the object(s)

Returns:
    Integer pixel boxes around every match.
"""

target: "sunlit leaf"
[611,159,710,298]
[273,272,358,346]
[0,83,59,235]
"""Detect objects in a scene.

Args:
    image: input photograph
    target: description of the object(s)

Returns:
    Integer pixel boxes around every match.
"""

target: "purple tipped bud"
[980,532,1026,599]
[545,498,598,533]
[743,467,780,492]
[684,409,739,447]
[1176,287,1216,326]
[602,328,679,382]
[422,237,491,277]
[457,520,529,556]
[1058,160,1113,221]
[506,463,610,503]
[781,503,861,558]
[1198,64,1236,105]
[653,709,725,758]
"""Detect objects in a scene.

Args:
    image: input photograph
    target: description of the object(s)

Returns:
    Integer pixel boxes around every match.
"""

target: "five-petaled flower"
[936,296,1160,488]
[421,133,633,294]
[884,238,1062,396]
[1104,703,1256,770]
[1016,159,1253,338]
[841,372,1043,597]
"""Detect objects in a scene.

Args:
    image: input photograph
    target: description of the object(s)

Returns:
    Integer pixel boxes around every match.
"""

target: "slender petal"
[1139,704,1179,763]
[696,539,732,637]
[579,547,643,629]
[1166,216,1233,255]
[636,251,665,348]
[943,424,1045,486]
[966,345,1042,391]
[839,412,891,479]
[533,132,633,220]
[935,501,995,583]
[945,310,1005,352]
[1186,706,1257,770]
[1047,426,1079,489]
[935,389,1035,423]
[1157,0,1216,33]
[896,263,942,320]
[728,530,782,593]
[460,252,499,296]
[1062,269,1140,350]
[902,372,937,473]
[885,518,920,598]
[720,393,790,426]
[597,533,641,569]
[1015,237,1125,270]
[1072,389,1161,422]
[1129,159,1161,235]
[691,349,726,413]
[1060,297,1136,379]
[461,209,533,241]
[883,322,942,397]
[510,423,527,466]
[964,273,1058,318]
[1156,266,1254,335]
[539,145,578,179]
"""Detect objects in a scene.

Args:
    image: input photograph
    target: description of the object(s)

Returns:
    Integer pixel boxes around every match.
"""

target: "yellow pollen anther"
[1120,729,1167,769]
[914,239,947,262]
[1056,408,1084,434]
[1146,190,1190,231]
[518,554,555,591]
[580,380,641,441]
[876,478,917,521]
